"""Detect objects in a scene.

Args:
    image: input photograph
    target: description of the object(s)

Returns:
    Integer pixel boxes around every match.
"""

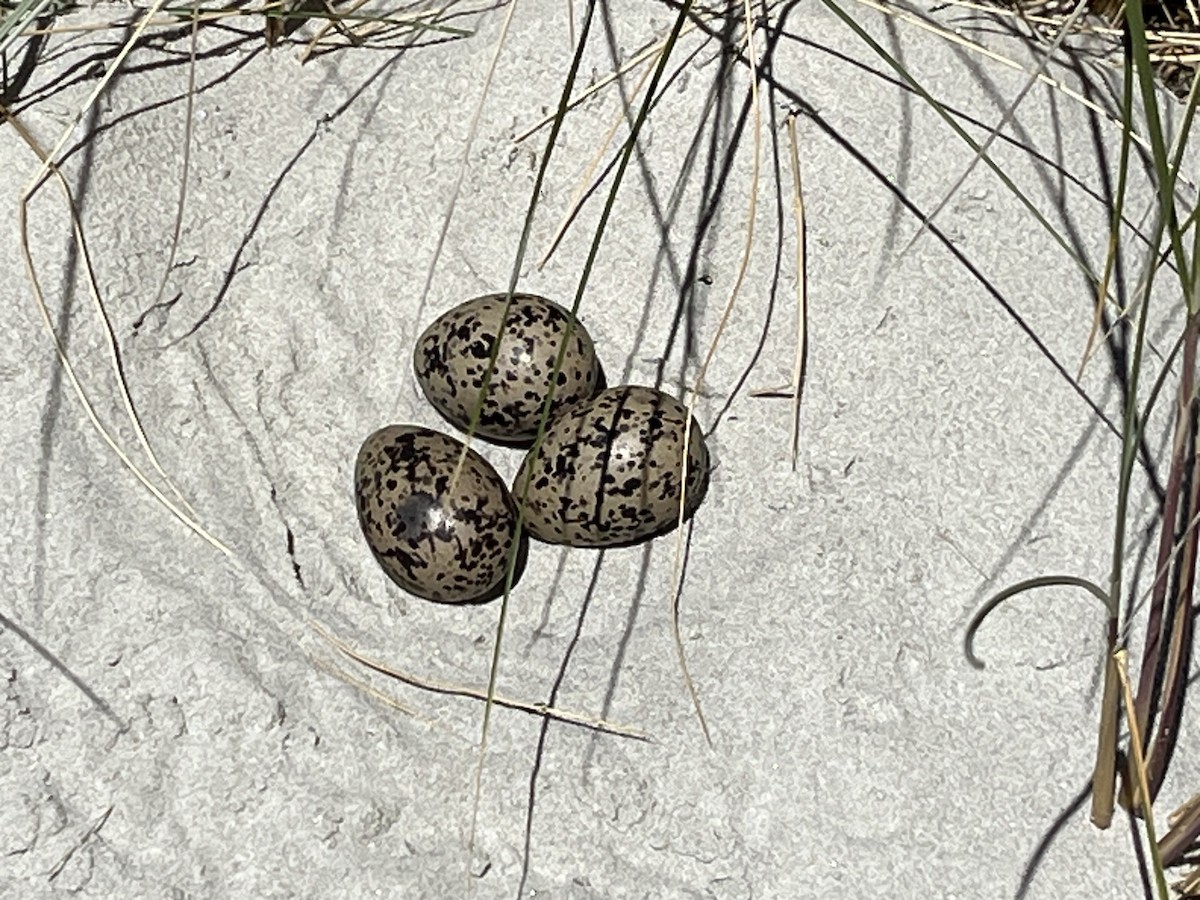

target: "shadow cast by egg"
[366,529,531,606]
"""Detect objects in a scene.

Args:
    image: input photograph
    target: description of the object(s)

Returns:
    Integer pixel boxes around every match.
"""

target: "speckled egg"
[413,293,603,444]
[512,386,710,547]
[354,425,523,604]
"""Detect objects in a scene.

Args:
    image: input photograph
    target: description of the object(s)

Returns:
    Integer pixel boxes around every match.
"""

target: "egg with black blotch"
[354,425,525,603]
[413,293,603,444]
[512,385,710,547]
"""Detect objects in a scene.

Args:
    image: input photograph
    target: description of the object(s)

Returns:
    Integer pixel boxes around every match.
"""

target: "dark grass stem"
[1142,409,1198,800]
[1131,320,1199,806]
[1117,2,1200,838]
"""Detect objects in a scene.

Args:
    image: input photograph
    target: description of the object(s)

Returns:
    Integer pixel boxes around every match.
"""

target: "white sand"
[1,3,1195,897]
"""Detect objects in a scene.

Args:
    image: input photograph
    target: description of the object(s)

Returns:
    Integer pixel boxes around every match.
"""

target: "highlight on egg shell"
[512,385,710,548]
[354,425,526,604]
[413,292,604,445]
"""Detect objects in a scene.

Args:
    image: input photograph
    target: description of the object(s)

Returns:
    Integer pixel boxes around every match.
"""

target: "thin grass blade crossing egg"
[354,425,523,603]
[513,385,710,548]
[413,293,603,444]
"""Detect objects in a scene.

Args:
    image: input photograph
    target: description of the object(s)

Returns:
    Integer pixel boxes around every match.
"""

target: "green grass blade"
[1125,0,1192,302]
[0,0,55,56]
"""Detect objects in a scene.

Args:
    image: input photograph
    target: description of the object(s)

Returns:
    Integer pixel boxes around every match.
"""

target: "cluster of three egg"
[354,293,710,604]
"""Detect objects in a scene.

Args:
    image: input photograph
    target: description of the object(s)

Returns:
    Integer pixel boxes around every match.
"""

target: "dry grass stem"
[8,2,231,555]
[513,15,708,145]
[900,0,1091,255]
[785,112,808,471]
[309,619,649,739]
[1115,648,1171,898]
[536,52,658,270]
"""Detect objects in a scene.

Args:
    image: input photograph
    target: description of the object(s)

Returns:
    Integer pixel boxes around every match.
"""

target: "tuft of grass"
[903,0,1200,890]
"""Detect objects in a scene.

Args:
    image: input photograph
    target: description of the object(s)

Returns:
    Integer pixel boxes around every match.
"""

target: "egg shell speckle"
[513,386,710,547]
[413,293,602,443]
[354,425,521,604]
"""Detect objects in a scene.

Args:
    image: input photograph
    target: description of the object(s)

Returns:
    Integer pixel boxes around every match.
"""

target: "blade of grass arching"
[465,0,607,878]
[963,575,1116,669]
[9,2,231,558]
[785,112,808,471]
[1116,647,1172,899]
[900,0,1090,257]
[957,570,1121,824]
[822,0,1108,294]
[964,574,1120,826]
[308,620,649,738]
[412,0,519,376]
